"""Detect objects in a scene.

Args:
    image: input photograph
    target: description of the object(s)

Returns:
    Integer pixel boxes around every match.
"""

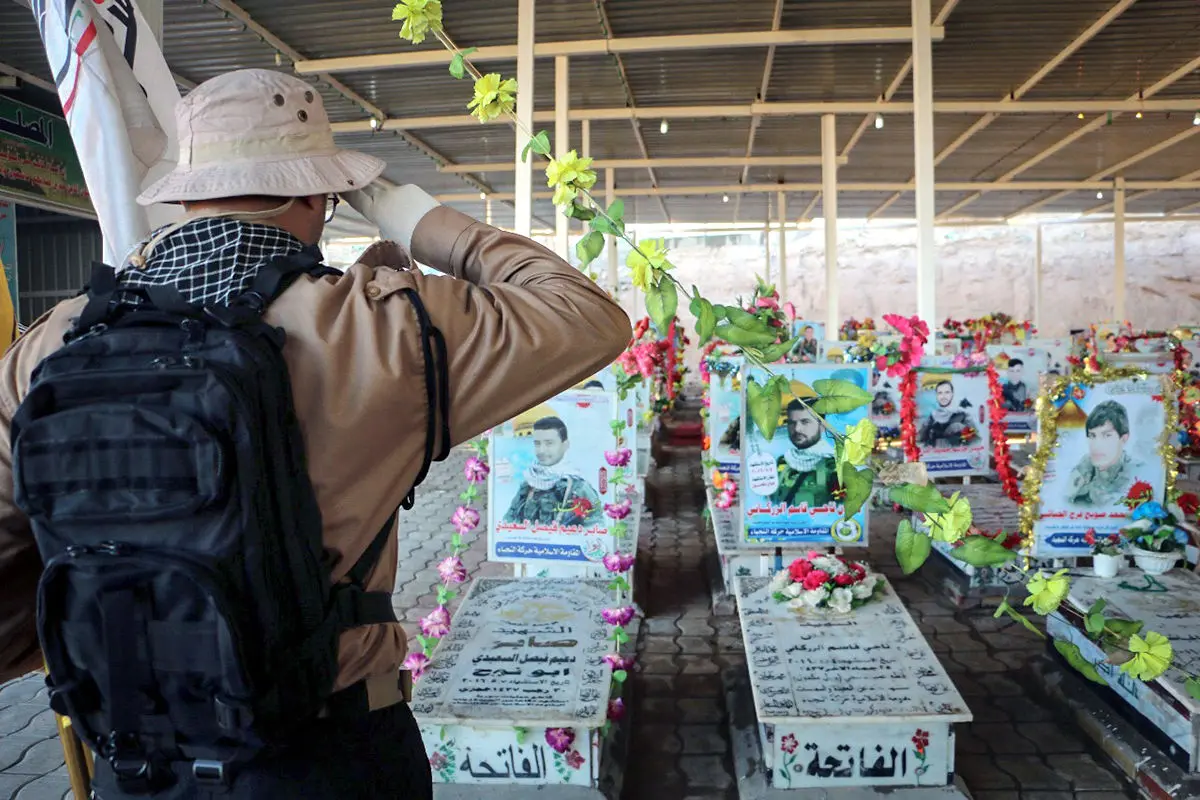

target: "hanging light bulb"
[1135,111,1143,119]
[722,194,729,203]
[1193,111,1200,126]
[1097,191,1104,199]
[1077,112,1085,120]
[479,192,487,200]
[659,119,669,135]
[369,117,380,130]
[874,113,884,130]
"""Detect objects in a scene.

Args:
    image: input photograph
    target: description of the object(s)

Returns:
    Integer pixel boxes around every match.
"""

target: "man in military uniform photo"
[1068,400,1143,507]
[502,416,603,526]
[770,399,837,507]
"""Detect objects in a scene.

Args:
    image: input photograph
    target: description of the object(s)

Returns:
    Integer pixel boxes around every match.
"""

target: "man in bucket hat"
[0,69,630,797]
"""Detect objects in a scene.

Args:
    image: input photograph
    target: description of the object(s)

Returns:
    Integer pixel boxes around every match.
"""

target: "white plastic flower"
[851,574,878,600]
[829,587,854,614]
[768,571,789,593]
[785,583,803,598]
[801,587,829,608]
[811,556,847,576]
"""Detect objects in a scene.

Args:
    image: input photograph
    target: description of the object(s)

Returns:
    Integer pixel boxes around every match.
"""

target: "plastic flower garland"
[601,418,637,727]
[942,314,1035,350]
[984,357,1023,504]
[403,438,489,680]
[839,317,876,341]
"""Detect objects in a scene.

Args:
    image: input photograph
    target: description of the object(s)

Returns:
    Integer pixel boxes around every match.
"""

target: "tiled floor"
[0,446,1139,799]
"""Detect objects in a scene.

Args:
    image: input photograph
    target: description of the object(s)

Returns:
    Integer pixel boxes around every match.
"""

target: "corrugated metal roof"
[1,0,1199,222]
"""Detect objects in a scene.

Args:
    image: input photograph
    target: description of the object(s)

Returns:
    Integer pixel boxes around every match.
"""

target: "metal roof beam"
[1168,198,1200,215]
[294,26,946,75]
[434,179,1200,202]
[587,0,670,223]
[935,52,1200,219]
[330,98,1200,134]
[0,59,55,93]
[870,0,1140,219]
[440,155,845,173]
[732,0,785,224]
[1083,167,1200,215]
[1002,126,1200,218]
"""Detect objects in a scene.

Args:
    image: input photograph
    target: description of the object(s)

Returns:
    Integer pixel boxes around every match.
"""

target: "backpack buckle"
[192,760,228,786]
[106,732,151,791]
[213,695,253,732]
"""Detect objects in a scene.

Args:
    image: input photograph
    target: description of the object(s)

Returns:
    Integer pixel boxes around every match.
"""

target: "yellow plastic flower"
[546,150,596,190]
[626,239,671,290]
[842,419,877,467]
[1121,631,1173,681]
[392,0,443,44]
[1023,568,1070,615]
[925,491,972,543]
[467,73,518,123]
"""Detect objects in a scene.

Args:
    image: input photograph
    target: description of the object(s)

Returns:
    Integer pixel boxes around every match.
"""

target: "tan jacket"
[0,206,631,688]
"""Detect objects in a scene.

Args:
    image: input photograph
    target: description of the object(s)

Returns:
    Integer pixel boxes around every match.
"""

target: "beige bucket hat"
[137,69,385,206]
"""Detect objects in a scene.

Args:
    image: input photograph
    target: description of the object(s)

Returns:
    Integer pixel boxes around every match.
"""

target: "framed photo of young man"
[1031,375,1170,558]
[985,345,1047,434]
[489,390,619,564]
[707,356,744,476]
[911,361,991,477]
[740,364,871,546]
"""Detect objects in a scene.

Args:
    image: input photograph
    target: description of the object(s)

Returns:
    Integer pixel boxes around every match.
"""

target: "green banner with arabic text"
[0,95,92,215]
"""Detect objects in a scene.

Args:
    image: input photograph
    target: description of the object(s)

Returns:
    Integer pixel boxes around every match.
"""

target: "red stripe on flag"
[63,21,98,115]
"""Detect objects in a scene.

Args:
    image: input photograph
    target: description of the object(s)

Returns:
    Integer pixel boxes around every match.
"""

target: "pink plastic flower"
[755,296,779,311]
[437,555,468,584]
[545,727,576,754]
[419,606,451,638]
[714,490,735,510]
[607,697,626,721]
[605,499,633,520]
[565,750,585,769]
[602,606,636,627]
[802,570,830,590]
[451,505,480,534]
[463,457,490,483]
[403,652,431,680]
[605,448,633,467]
[603,653,634,671]
[603,553,636,573]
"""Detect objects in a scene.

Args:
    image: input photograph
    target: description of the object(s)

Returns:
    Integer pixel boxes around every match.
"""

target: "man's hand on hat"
[341,183,440,254]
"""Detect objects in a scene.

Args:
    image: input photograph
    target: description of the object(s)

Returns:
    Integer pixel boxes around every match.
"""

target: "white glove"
[341,183,440,254]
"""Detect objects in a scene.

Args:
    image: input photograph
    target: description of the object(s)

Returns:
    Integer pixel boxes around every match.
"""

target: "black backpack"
[10,249,449,793]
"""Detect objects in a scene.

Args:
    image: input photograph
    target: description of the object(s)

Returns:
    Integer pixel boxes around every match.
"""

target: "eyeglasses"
[324,194,340,223]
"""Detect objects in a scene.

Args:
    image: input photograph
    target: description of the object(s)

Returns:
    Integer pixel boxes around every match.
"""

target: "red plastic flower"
[835,573,855,587]
[781,733,799,754]
[788,559,812,582]
[565,749,585,769]
[607,697,626,722]
[1178,492,1200,517]
[802,570,830,590]
[1084,528,1096,546]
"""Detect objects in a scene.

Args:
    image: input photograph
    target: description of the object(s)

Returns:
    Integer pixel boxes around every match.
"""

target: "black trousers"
[92,703,433,799]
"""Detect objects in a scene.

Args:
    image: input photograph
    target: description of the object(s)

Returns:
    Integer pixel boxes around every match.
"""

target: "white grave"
[1047,570,1200,770]
[735,576,971,790]
[707,487,819,601]
[413,577,624,791]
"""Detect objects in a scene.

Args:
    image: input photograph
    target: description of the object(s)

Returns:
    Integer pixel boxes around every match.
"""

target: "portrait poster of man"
[574,367,639,473]
[707,356,743,476]
[985,345,1047,434]
[1032,375,1169,557]
[869,372,902,432]
[787,320,825,363]
[912,360,991,477]
[489,391,617,564]
[740,364,871,546]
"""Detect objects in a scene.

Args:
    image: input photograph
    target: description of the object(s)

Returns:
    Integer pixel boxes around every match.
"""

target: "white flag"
[29,0,181,266]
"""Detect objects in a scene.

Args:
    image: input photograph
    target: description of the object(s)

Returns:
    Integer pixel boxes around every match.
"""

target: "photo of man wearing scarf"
[502,416,602,526]
[770,399,837,507]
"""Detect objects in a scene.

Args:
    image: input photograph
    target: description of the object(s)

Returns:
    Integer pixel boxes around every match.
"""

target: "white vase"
[1130,546,1180,575]
[1092,553,1123,578]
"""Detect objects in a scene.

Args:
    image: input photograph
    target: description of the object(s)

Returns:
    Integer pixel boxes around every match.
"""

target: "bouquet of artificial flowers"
[768,552,883,614]
[1084,528,1123,556]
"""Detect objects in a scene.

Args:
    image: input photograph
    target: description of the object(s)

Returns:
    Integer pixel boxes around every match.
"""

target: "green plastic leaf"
[712,322,778,349]
[645,279,679,334]
[1106,618,1145,639]
[724,306,769,332]
[995,599,1047,640]
[1087,598,1107,617]
[436,585,454,605]
[810,379,874,415]
[515,727,528,746]
[591,200,626,236]
[711,304,729,321]
[839,463,874,520]
[613,669,628,684]
[951,535,1020,568]
[1054,640,1110,686]
[693,298,718,344]
[576,230,605,266]
[1186,677,1200,700]
[895,519,932,575]
[566,203,596,221]
[449,47,478,80]
[889,484,951,514]
[755,336,800,364]
[746,377,783,441]
[1085,611,1106,638]
[451,532,463,551]
[521,130,551,163]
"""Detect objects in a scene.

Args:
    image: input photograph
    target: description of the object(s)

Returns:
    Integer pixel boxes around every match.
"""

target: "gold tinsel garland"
[1018,363,1178,560]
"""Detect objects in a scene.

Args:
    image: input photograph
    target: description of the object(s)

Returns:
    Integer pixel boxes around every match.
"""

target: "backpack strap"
[68,263,199,342]
[230,245,334,315]
[399,288,451,510]
[330,511,398,630]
